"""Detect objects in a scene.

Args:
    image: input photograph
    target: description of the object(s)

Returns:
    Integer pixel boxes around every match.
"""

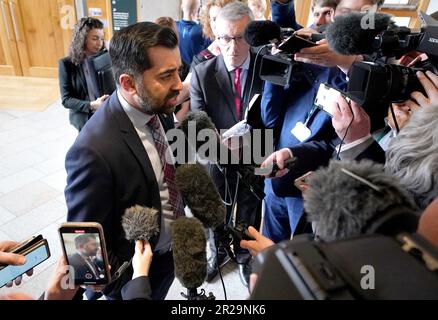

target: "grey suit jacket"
[189,52,264,130]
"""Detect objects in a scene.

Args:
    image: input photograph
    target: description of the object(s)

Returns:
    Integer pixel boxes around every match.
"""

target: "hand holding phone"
[59,222,111,286]
[315,84,351,117]
[0,236,50,288]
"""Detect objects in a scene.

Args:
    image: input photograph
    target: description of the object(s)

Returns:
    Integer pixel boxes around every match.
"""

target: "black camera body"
[250,233,438,300]
[259,35,319,86]
[347,12,438,109]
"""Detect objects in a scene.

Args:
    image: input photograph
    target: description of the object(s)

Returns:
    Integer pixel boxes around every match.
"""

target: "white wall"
[138,0,181,22]
[427,1,438,14]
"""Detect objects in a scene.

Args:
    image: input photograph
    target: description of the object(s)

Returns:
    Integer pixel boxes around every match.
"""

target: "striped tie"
[147,116,185,220]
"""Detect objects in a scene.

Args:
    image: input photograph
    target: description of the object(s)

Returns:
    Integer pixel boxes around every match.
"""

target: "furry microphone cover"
[304,160,417,241]
[175,163,226,229]
[122,205,160,241]
[171,217,207,289]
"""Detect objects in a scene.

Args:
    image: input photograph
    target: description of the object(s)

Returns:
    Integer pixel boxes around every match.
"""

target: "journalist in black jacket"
[59,17,109,131]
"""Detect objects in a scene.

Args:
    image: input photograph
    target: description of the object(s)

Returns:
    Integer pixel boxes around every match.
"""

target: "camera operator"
[385,105,438,211]
[294,0,385,74]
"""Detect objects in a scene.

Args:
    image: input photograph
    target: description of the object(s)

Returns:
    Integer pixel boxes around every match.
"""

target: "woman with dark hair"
[59,17,109,131]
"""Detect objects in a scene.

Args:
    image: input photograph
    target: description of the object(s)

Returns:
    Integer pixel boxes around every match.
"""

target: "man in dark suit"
[68,234,103,281]
[190,2,264,288]
[65,22,185,300]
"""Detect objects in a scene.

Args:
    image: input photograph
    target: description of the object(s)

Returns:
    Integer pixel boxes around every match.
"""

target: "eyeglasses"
[217,35,245,46]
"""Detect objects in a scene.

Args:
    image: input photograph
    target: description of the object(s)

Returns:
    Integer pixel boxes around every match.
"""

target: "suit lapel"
[215,57,239,123]
[108,94,159,191]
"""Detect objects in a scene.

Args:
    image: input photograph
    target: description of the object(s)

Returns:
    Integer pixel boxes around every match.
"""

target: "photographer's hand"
[294,38,359,74]
[0,241,33,287]
[332,95,370,144]
[260,148,293,178]
[410,71,438,109]
[240,227,274,257]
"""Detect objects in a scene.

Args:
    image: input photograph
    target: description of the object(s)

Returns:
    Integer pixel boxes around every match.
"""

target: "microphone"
[122,205,160,245]
[180,111,228,163]
[244,20,282,47]
[175,164,226,229]
[326,12,393,55]
[171,217,214,300]
[303,160,418,242]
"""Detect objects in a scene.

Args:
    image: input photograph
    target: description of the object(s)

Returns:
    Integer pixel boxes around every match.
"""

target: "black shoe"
[206,250,231,282]
[238,263,251,288]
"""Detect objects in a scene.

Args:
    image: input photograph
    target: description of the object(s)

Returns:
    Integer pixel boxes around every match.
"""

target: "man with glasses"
[190,1,264,288]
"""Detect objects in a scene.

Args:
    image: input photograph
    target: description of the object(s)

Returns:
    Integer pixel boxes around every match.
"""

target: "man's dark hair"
[74,234,96,249]
[312,0,339,10]
[109,22,179,82]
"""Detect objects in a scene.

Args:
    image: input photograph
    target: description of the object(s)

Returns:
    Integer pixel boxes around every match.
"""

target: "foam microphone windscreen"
[122,205,160,242]
[180,111,217,135]
[180,111,227,164]
[244,20,282,47]
[326,12,393,55]
[171,217,207,289]
[303,160,417,242]
[175,164,226,229]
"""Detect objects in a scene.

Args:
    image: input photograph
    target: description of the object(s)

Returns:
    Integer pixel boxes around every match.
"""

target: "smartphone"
[58,222,111,285]
[294,171,314,192]
[314,84,350,117]
[0,235,50,288]
[278,34,317,54]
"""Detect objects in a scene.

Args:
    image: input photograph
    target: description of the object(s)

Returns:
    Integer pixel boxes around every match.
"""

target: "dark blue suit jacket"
[65,92,174,297]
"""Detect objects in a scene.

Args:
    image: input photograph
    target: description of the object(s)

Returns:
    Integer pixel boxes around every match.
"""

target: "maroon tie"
[147,116,185,220]
[233,67,242,120]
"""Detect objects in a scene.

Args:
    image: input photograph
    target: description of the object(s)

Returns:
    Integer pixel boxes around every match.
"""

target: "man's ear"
[119,74,137,96]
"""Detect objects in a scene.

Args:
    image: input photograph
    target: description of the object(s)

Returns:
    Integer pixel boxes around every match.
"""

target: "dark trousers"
[210,165,263,264]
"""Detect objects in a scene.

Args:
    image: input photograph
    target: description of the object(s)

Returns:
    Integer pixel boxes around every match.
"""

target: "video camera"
[249,232,438,299]
[345,11,438,108]
[258,34,321,87]
[244,20,324,87]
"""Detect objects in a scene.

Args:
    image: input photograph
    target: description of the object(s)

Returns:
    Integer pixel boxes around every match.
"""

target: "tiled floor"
[0,99,248,300]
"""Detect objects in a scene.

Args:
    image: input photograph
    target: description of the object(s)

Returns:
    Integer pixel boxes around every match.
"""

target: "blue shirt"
[176,20,211,64]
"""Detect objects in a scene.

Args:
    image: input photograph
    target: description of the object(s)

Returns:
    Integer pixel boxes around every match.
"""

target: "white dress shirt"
[118,90,172,254]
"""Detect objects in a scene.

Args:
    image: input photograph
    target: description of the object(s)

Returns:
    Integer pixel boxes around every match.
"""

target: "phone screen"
[314,84,345,116]
[278,35,317,54]
[60,228,109,285]
[0,241,50,288]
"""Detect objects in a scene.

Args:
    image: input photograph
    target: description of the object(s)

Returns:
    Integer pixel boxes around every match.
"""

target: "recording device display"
[314,83,351,116]
[0,235,50,288]
[59,222,111,285]
[294,171,314,193]
[278,35,318,53]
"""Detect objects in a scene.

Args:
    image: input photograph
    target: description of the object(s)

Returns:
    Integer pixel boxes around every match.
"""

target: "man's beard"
[134,79,179,115]
[135,84,158,115]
